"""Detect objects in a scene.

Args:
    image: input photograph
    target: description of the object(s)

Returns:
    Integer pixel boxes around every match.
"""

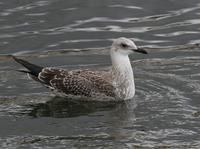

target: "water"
[0,0,200,148]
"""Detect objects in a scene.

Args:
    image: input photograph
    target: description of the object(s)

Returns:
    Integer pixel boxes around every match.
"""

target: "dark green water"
[0,0,200,148]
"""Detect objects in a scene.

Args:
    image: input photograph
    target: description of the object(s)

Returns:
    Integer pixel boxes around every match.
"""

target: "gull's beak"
[133,48,148,54]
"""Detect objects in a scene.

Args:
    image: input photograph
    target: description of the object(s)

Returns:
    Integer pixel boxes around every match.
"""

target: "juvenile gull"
[13,37,147,101]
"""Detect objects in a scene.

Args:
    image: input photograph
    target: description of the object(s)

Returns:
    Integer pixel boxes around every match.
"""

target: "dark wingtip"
[12,56,43,76]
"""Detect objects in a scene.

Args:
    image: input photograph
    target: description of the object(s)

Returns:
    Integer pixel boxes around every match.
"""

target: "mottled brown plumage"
[38,68,115,97]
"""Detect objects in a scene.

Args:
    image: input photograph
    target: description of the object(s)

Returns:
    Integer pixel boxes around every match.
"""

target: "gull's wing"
[12,56,115,98]
[38,68,115,97]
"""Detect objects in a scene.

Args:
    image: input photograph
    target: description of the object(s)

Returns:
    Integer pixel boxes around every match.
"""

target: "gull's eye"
[121,43,128,48]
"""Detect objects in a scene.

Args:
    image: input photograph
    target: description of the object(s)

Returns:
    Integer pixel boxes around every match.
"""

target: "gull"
[13,37,147,101]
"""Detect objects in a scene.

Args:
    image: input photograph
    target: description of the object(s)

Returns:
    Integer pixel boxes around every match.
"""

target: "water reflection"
[28,96,121,118]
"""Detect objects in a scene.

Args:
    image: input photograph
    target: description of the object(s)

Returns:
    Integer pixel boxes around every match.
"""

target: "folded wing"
[38,68,115,97]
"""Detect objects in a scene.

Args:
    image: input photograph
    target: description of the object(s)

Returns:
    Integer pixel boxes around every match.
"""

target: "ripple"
[0,134,114,149]
[4,1,51,14]
[0,22,30,30]
[70,25,152,33]
[61,8,78,11]
[25,12,48,17]
[108,4,143,10]
[0,34,17,38]
[169,3,200,15]
[155,31,200,37]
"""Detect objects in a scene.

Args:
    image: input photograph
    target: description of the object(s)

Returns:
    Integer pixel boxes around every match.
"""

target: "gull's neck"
[110,49,135,100]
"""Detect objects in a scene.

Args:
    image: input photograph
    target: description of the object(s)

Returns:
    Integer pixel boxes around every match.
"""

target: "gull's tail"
[12,56,43,77]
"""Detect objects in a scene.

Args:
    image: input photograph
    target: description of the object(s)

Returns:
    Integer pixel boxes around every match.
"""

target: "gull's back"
[38,67,116,98]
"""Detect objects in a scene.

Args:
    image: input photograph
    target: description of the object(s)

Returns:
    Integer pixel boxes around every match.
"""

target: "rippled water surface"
[0,0,200,148]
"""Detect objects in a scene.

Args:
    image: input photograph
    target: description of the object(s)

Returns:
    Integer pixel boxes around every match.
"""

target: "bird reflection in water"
[27,96,124,118]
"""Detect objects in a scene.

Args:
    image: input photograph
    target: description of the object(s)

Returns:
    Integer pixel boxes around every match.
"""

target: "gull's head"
[111,37,147,55]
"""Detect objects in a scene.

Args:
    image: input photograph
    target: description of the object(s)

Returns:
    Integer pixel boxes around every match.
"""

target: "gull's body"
[13,37,147,101]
